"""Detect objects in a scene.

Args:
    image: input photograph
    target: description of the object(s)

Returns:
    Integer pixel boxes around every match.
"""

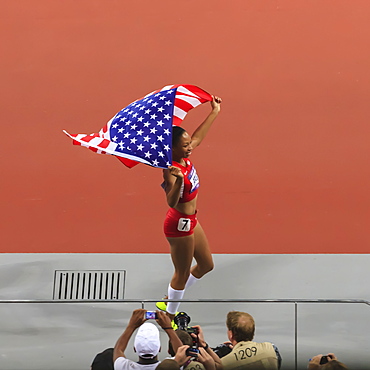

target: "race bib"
[178,218,191,232]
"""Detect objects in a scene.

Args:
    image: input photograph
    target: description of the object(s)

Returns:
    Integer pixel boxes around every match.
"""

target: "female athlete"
[156,95,222,319]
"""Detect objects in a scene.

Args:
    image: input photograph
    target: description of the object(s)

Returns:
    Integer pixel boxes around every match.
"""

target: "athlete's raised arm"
[191,95,222,149]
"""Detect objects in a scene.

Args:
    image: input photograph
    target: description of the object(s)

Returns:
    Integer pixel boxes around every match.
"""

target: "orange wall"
[2,0,370,253]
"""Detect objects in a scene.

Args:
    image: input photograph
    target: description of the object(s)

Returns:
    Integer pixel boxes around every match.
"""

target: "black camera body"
[174,312,192,331]
[320,356,329,365]
[174,312,199,348]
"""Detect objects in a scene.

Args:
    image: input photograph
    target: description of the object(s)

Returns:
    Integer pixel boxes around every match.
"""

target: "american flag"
[63,84,212,169]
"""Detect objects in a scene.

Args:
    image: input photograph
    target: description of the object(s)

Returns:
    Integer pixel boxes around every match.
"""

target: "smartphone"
[320,356,329,365]
[145,311,157,320]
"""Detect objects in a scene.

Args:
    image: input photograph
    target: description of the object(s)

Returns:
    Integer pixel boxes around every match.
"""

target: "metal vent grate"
[53,270,126,300]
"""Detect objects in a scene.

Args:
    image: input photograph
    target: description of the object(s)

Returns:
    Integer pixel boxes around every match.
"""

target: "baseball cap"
[134,322,161,359]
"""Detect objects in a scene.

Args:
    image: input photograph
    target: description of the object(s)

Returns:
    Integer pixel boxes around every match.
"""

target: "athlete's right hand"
[168,166,184,179]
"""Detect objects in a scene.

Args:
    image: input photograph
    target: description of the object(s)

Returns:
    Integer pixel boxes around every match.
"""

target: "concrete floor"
[0,254,370,369]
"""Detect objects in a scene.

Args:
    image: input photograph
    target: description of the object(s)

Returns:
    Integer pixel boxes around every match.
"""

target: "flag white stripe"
[175,95,202,108]
[63,130,154,167]
[176,86,201,98]
[173,106,187,120]
[161,85,174,91]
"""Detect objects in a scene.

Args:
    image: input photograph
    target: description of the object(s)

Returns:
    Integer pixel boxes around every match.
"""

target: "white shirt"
[114,357,160,370]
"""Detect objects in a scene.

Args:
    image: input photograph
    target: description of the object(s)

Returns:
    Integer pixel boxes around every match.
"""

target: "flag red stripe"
[174,98,195,113]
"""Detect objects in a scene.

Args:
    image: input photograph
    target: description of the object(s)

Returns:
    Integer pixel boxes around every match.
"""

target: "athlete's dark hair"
[172,125,186,147]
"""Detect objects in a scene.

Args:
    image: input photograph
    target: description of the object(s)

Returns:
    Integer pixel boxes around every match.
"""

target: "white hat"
[134,322,160,359]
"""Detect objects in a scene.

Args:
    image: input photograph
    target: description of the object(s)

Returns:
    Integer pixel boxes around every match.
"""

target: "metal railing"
[1,298,369,370]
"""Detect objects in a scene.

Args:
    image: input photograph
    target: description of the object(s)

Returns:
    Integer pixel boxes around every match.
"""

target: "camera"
[174,312,199,334]
[186,347,200,357]
[320,356,329,365]
[145,311,157,320]
[174,312,191,331]
[213,343,233,358]
[174,312,199,347]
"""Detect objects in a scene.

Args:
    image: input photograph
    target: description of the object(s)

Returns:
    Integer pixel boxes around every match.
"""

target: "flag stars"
[130,137,137,144]
[143,122,150,127]
[131,124,138,130]
[164,128,171,135]
[150,114,157,120]
[164,114,171,120]
[137,144,144,151]
[152,102,158,107]
[151,142,158,149]
[152,159,159,166]
[158,151,165,158]
[150,127,158,134]
[159,96,166,100]
[145,151,152,158]
[118,128,124,133]
[120,117,127,122]
[157,107,165,113]
[164,144,170,151]
[157,135,164,142]
[112,123,119,128]
[145,109,151,114]
[124,132,131,138]
[143,135,151,142]
[157,120,165,127]
[136,129,144,135]
[112,136,118,141]
[165,101,172,106]
[137,116,144,122]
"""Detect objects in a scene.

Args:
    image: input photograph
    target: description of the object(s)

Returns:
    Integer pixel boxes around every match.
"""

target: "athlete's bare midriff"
[174,194,198,216]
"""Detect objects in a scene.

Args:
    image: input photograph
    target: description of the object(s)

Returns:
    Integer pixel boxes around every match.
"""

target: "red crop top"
[171,159,200,203]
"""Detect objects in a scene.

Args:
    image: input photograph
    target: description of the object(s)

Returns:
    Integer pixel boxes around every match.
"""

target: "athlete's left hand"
[211,95,222,112]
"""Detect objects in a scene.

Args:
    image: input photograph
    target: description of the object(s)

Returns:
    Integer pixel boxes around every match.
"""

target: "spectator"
[91,348,114,370]
[220,311,281,369]
[113,309,182,370]
[308,353,348,370]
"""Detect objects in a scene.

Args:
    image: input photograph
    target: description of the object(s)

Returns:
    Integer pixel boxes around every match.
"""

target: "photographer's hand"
[327,353,337,361]
[156,310,172,329]
[197,347,216,370]
[156,310,183,354]
[308,355,323,369]
[113,309,146,363]
[191,325,222,370]
[174,345,191,367]
[128,309,147,329]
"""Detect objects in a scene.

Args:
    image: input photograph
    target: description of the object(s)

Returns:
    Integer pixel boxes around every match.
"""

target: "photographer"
[113,309,182,370]
[170,312,222,370]
[220,311,281,370]
[308,353,348,370]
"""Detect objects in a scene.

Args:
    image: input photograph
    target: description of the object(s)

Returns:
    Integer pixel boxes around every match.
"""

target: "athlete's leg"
[190,222,214,279]
[166,234,195,316]
[167,234,195,290]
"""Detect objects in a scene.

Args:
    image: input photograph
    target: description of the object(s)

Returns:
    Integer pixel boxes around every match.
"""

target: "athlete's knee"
[198,260,214,276]
[204,260,214,274]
